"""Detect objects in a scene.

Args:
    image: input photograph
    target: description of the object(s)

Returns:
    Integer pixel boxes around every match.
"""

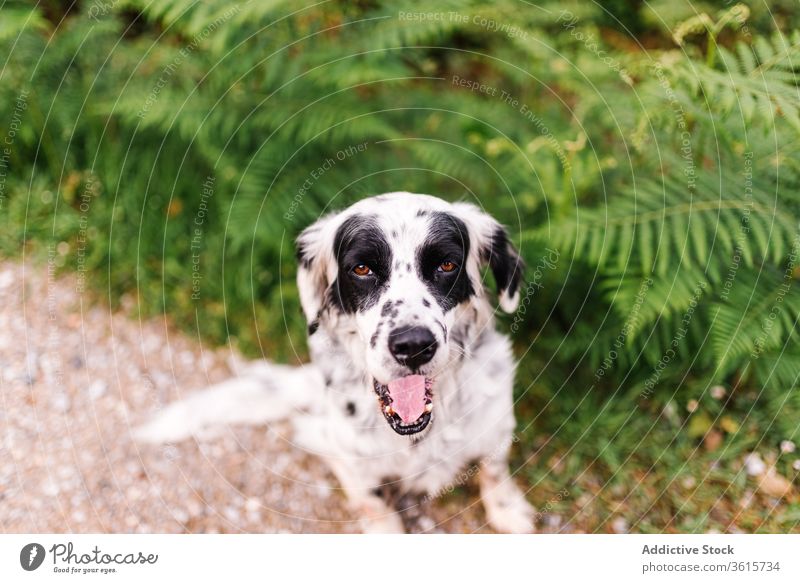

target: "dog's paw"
[482,487,536,534]
[359,514,406,534]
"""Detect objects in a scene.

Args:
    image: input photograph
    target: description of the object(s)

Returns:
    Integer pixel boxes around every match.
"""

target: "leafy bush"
[2,0,799,530]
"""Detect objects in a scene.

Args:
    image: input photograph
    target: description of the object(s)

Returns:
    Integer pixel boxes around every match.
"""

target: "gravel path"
[0,259,488,533]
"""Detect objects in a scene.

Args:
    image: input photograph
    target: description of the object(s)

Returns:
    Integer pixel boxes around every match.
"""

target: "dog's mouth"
[373,375,433,436]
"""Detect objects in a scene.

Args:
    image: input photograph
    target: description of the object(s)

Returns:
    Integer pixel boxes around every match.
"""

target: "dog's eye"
[352,264,373,276]
[438,261,458,273]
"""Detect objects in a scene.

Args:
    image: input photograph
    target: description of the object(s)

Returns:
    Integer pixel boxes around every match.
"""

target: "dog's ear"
[454,203,524,313]
[296,213,338,322]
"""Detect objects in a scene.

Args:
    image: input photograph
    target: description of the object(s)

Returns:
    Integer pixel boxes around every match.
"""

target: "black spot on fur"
[345,401,356,416]
[451,324,468,361]
[370,322,382,348]
[417,212,474,311]
[416,209,429,217]
[381,299,399,318]
[328,214,392,313]
[307,320,319,336]
[422,298,431,308]
[371,477,402,504]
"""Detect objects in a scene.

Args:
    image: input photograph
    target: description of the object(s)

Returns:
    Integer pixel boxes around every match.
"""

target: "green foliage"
[1,0,799,530]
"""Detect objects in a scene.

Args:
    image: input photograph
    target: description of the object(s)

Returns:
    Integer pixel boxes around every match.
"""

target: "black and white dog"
[137,192,535,533]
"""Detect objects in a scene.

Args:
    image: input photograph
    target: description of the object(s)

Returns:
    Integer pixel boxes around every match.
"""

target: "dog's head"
[296,193,523,436]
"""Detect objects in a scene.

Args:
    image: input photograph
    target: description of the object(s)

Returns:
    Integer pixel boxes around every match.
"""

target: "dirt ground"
[0,259,499,533]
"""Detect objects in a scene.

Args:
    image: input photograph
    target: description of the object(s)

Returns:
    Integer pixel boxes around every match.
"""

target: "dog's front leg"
[478,455,535,534]
[326,459,405,534]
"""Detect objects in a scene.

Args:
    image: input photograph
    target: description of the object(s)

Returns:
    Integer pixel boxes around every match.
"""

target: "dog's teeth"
[425,402,433,413]
[385,405,393,415]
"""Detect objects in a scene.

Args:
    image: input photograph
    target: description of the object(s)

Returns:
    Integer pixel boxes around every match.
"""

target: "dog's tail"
[133,360,321,444]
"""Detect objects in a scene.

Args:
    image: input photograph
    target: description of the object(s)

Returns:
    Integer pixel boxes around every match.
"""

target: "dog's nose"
[388,326,438,369]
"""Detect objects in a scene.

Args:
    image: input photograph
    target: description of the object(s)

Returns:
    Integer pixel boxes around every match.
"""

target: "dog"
[136,192,535,533]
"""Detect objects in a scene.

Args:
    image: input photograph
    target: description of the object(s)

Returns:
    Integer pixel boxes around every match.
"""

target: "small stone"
[738,489,755,510]
[756,467,793,498]
[544,513,562,530]
[52,393,71,412]
[611,516,628,533]
[0,270,13,289]
[710,385,726,400]
[660,400,678,422]
[223,506,241,523]
[88,380,107,399]
[42,481,60,497]
[744,453,766,476]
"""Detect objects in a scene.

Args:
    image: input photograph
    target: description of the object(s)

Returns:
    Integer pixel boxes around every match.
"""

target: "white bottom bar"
[1,534,798,582]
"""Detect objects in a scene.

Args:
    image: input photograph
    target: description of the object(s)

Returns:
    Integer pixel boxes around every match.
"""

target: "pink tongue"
[386,375,427,424]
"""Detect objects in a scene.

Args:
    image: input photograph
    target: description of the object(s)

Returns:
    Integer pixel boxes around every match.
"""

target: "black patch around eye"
[328,214,392,313]
[417,212,474,311]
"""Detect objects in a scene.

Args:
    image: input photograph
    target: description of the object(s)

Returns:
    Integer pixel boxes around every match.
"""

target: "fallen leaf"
[720,415,740,434]
[704,429,723,452]
[166,199,183,217]
[688,411,713,438]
